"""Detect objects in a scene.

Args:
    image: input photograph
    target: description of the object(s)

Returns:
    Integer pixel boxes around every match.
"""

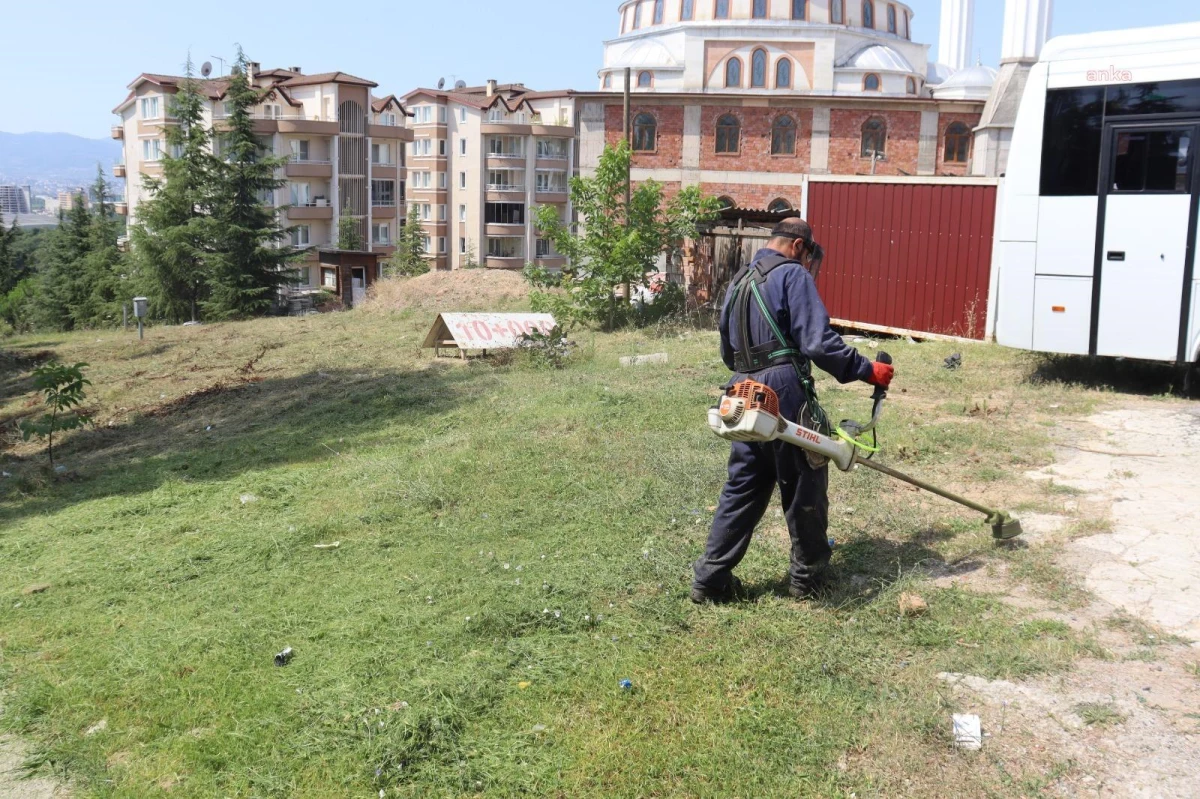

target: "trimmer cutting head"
[989,512,1024,540]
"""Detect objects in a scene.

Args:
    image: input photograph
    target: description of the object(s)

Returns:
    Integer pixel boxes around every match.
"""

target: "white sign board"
[422,313,559,352]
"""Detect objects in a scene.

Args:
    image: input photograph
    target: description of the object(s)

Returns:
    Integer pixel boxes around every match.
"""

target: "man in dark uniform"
[692,218,894,603]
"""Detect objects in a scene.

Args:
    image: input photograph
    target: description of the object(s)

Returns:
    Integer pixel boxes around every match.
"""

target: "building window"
[458,108,467,123]
[438,106,447,124]
[792,0,805,19]
[751,50,768,88]
[716,114,740,153]
[140,96,160,118]
[142,139,162,162]
[460,237,467,254]
[290,140,311,161]
[831,0,843,24]
[604,73,613,89]
[438,204,447,221]
[460,172,467,188]
[536,238,551,257]
[633,1,642,27]
[887,4,896,33]
[422,235,431,253]
[638,71,654,88]
[944,122,971,163]
[768,198,792,213]
[776,58,793,88]
[906,76,917,94]
[863,73,881,91]
[633,112,658,151]
[715,0,729,19]
[725,58,742,88]
[904,10,910,38]
[460,204,467,221]
[291,225,311,247]
[438,139,447,156]
[537,138,569,158]
[438,237,447,254]
[460,138,467,156]
[413,106,433,124]
[487,237,524,258]
[438,172,448,189]
[753,0,768,18]
[372,223,391,245]
[771,115,796,155]
[379,112,397,126]
[374,142,394,163]
[861,116,887,158]
[716,195,735,209]
[485,202,526,225]
[862,1,874,28]
[371,179,396,206]
[681,0,694,20]
[653,0,664,24]
[321,267,337,287]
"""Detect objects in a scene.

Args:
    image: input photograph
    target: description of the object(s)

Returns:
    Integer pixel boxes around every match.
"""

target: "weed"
[1074,702,1126,727]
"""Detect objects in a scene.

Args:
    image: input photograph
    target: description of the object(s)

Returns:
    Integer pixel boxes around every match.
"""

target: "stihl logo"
[797,428,822,444]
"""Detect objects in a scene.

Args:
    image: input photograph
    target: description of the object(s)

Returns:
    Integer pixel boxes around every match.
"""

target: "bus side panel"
[1189,279,1200,363]
[996,242,1036,348]
[1033,276,1093,355]
[1035,197,1098,277]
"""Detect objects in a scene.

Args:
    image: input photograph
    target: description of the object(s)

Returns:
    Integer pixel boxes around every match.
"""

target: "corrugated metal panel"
[807,181,997,339]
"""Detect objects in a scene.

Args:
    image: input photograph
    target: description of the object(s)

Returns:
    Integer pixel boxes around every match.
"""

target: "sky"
[4,0,1198,139]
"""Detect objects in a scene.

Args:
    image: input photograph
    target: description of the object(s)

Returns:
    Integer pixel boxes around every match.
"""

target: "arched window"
[715,0,730,19]
[944,122,971,163]
[653,0,664,24]
[633,2,643,28]
[830,0,844,24]
[716,114,740,153]
[792,0,806,20]
[905,76,916,94]
[638,71,654,88]
[861,116,887,158]
[863,73,881,91]
[768,198,793,213]
[681,0,695,20]
[716,196,735,210]
[776,58,793,88]
[753,0,768,18]
[751,49,768,88]
[725,58,742,88]
[862,1,874,29]
[771,115,796,155]
[633,112,658,151]
[604,73,613,89]
[904,10,910,39]
[887,4,896,33]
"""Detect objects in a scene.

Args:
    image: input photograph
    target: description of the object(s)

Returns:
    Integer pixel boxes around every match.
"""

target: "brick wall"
[606,104,686,169]
[828,109,921,175]
[698,106,813,172]
[936,112,982,176]
[698,182,802,212]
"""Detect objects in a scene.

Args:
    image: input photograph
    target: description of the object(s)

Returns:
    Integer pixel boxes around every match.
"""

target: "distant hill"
[0,131,122,190]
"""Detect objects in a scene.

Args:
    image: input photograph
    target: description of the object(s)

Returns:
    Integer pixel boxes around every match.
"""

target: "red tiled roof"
[279,71,377,88]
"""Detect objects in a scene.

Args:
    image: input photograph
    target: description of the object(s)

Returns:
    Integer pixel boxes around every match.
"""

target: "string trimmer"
[707,353,1023,540]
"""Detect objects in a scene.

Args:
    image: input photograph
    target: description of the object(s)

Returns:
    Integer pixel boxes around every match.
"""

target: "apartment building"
[0,185,33,215]
[111,65,413,288]
[400,81,576,271]
[57,189,89,211]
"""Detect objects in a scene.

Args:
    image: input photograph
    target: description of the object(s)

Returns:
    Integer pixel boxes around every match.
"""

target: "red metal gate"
[806,180,997,339]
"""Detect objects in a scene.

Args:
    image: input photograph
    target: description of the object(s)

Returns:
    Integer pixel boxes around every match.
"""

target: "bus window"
[1106,79,1200,117]
[1112,130,1192,193]
[1040,87,1104,196]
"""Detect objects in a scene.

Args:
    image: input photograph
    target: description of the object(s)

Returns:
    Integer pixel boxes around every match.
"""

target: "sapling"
[18,360,91,470]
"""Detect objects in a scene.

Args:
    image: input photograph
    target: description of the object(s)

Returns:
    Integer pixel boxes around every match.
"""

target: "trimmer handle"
[871,351,892,402]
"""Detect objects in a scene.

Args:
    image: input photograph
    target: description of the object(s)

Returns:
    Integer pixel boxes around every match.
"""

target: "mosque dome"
[606,38,681,71]
[930,63,997,101]
[837,44,915,73]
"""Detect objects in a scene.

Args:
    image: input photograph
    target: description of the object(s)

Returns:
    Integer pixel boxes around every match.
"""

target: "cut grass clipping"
[0,290,1124,797]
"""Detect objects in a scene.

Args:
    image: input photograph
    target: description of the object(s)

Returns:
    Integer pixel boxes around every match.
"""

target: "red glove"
[867,361,894,389]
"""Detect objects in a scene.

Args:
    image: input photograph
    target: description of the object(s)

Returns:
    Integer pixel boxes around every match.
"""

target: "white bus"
[993,22,1200,369]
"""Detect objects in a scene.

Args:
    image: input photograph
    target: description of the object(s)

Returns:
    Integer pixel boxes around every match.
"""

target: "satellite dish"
[437,77,446,90]
[455,80,467,90]
[200,61,213,78]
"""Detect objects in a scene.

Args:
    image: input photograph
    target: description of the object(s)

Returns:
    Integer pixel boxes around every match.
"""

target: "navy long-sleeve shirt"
[719,248,873,384]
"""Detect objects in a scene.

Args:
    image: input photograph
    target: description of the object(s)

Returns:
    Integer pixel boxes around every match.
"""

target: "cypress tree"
[130,57,215,323]
[203,47,296,318]
[0,211,15,295]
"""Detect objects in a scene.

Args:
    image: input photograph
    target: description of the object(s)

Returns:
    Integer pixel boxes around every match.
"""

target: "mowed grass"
[0,287,1154,797]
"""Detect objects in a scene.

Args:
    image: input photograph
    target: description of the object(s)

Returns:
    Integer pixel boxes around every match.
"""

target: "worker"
[691,218,894,603]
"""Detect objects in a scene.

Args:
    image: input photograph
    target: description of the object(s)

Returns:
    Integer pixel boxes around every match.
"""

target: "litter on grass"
[952,714,983,750]
[313,542,341,549]
[274,647,294,667]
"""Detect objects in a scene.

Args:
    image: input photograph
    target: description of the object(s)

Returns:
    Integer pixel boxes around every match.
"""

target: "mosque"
[576,0,1053,211]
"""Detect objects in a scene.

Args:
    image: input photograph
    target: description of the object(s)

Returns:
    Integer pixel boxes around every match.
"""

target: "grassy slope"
[0,293,1124,797]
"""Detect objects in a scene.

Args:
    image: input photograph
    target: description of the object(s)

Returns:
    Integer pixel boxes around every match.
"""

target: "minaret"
[1001,0,1054,63]
[937,0,975,72]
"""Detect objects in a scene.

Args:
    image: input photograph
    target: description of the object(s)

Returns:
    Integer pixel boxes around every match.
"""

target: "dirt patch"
[363,270,530,314]
[0,697,69,799]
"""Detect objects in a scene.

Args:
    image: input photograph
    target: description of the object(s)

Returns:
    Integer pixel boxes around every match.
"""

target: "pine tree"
[130,57,215,323]
[0,211,16,294]
[203,47,296,318]
[388,207,429,277]
[76,166,124,327]
[32,201,92,330]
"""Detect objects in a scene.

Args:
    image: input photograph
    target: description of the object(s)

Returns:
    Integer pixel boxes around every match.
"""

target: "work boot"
[786,571,830,601]
[690,574,743,604]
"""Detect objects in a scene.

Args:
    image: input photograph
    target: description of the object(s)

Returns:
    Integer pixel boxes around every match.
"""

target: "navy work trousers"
[693,364,832,592]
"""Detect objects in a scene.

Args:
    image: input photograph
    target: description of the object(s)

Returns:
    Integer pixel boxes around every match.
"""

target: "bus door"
[1095,122,1199,361]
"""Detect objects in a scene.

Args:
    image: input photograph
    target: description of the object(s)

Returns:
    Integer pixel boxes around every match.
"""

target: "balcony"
[368,123,413,141]
[114,202,128,216]
[371,203,398,219]
[215,113,338,136]
[116,234,130,252]
[111,125,124,140]
[113,163,127,178]
[285,159,333,178]
[287,203,333,221]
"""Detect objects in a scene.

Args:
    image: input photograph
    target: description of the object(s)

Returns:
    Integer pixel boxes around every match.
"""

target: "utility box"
[133,296,149,318]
